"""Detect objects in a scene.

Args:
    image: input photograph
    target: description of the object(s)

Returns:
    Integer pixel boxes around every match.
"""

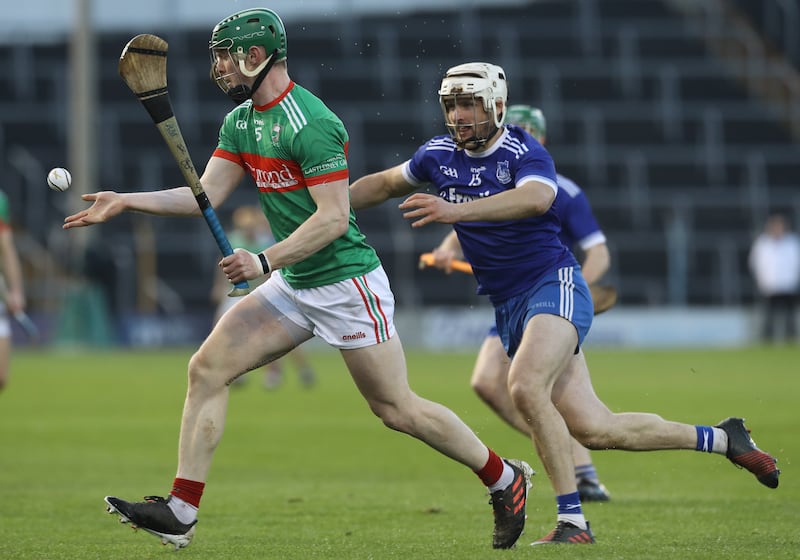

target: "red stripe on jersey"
[240,153,306,193]
[253,81,295,112]
[305,169,349,187]
[215,148,348,191]
[213,148,244,168]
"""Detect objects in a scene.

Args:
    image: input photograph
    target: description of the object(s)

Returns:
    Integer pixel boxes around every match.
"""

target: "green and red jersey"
[213,82,380,289]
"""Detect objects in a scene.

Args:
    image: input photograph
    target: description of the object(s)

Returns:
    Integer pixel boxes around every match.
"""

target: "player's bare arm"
[267,178,351,267]
[349,164,416,210]
[400,180,555,228]
[580,243,610,285]
[221,178,351,284]
[429,229,463,272]
[63,157,244,229]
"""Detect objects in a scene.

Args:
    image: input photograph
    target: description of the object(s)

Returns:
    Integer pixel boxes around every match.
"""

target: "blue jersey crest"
[496,160,512,184]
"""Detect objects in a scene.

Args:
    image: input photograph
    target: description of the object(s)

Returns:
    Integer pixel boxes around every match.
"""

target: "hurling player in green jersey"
[64,8,531,551]
[0,190,26,392]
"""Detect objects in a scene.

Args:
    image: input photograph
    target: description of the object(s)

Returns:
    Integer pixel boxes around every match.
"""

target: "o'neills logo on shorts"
[342,331,367,341]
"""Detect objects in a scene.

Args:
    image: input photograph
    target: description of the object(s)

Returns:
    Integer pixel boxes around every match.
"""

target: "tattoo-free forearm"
[122,187,205,217]
[453,181,555,222]
[350,165,415,210]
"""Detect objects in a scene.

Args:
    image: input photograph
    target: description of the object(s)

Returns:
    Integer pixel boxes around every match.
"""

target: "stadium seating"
[1,0,798,314]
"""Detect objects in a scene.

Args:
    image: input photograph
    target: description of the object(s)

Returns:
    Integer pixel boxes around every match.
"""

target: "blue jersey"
[555,174,606,252]
[402,125,577,303]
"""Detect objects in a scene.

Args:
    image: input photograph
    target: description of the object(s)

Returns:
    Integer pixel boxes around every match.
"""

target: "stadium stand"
[1,0,798,316]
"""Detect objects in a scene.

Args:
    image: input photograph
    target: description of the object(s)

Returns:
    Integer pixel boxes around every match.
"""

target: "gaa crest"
[271,123,282,145]
[496,160,511,184]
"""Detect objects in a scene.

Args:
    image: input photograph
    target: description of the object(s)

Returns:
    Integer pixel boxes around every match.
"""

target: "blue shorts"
[494,266,593,357]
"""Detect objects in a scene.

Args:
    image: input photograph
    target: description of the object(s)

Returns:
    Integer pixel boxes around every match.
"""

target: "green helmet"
[209,8,287,102]
[506,105,546,142]
[210,8,287,65]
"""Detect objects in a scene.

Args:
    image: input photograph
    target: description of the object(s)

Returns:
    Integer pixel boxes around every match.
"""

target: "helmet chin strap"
[226,49,278,104]
[455,124,499,149]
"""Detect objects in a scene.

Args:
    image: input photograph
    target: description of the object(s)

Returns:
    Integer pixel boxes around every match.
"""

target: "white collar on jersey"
[464,127,509,158]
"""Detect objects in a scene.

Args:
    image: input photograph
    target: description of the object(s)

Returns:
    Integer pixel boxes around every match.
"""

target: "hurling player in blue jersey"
[350,62,780,545]
[431,104,613,503]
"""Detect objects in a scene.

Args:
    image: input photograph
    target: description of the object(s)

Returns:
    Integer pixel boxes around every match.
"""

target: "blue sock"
[574,463,598,483]
[556,491,583,516]
[695,425,715,453]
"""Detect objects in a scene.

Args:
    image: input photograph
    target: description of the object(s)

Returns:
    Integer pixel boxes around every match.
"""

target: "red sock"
[170,478,205,508]
[475,448,505,486]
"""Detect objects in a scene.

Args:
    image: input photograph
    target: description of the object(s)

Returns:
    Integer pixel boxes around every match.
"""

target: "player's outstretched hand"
[399,193,461,227]
[63,192,125,229]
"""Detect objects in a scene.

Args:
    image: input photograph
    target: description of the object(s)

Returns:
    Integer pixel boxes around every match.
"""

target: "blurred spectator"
[0,190,25,391]
[748,212,800,343]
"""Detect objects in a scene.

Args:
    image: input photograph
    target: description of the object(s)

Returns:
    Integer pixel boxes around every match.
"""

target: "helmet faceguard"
[438,62,507,149]
[506,105,547,142]
[209,8,288,103]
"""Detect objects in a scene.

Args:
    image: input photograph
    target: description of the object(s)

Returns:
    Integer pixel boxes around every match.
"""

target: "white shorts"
[215,295,237,320]
[253,266,396,349]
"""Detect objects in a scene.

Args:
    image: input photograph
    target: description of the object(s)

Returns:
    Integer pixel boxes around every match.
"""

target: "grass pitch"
[0,345,797,559]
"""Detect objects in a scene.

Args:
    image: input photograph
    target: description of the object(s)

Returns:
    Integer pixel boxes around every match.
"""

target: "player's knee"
[369,397,419,434]
[187,350,224,391]
[508,378,548,412]
[570,427,596,448]
[568,421,610,449]
[471,376,496,405]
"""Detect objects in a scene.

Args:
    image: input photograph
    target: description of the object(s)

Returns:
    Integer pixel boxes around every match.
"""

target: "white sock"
[712,427,728,454]
[167,495,198,524]
[558,513,587,530]
[487,462,514,493]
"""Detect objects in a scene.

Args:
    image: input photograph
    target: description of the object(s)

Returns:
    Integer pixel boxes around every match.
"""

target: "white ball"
[47,167,71,192]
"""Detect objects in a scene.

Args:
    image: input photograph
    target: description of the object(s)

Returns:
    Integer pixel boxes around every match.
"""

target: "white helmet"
[438,62,508,147]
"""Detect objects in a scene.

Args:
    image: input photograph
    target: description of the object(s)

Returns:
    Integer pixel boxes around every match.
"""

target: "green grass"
[0,345,797,559]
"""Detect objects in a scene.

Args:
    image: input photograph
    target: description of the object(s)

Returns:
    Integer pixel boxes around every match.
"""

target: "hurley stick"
[118,34,250,296]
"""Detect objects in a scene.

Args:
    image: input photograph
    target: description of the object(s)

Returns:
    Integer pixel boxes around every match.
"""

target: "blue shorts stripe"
[495,265,593,357]
[559,267,575,321]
